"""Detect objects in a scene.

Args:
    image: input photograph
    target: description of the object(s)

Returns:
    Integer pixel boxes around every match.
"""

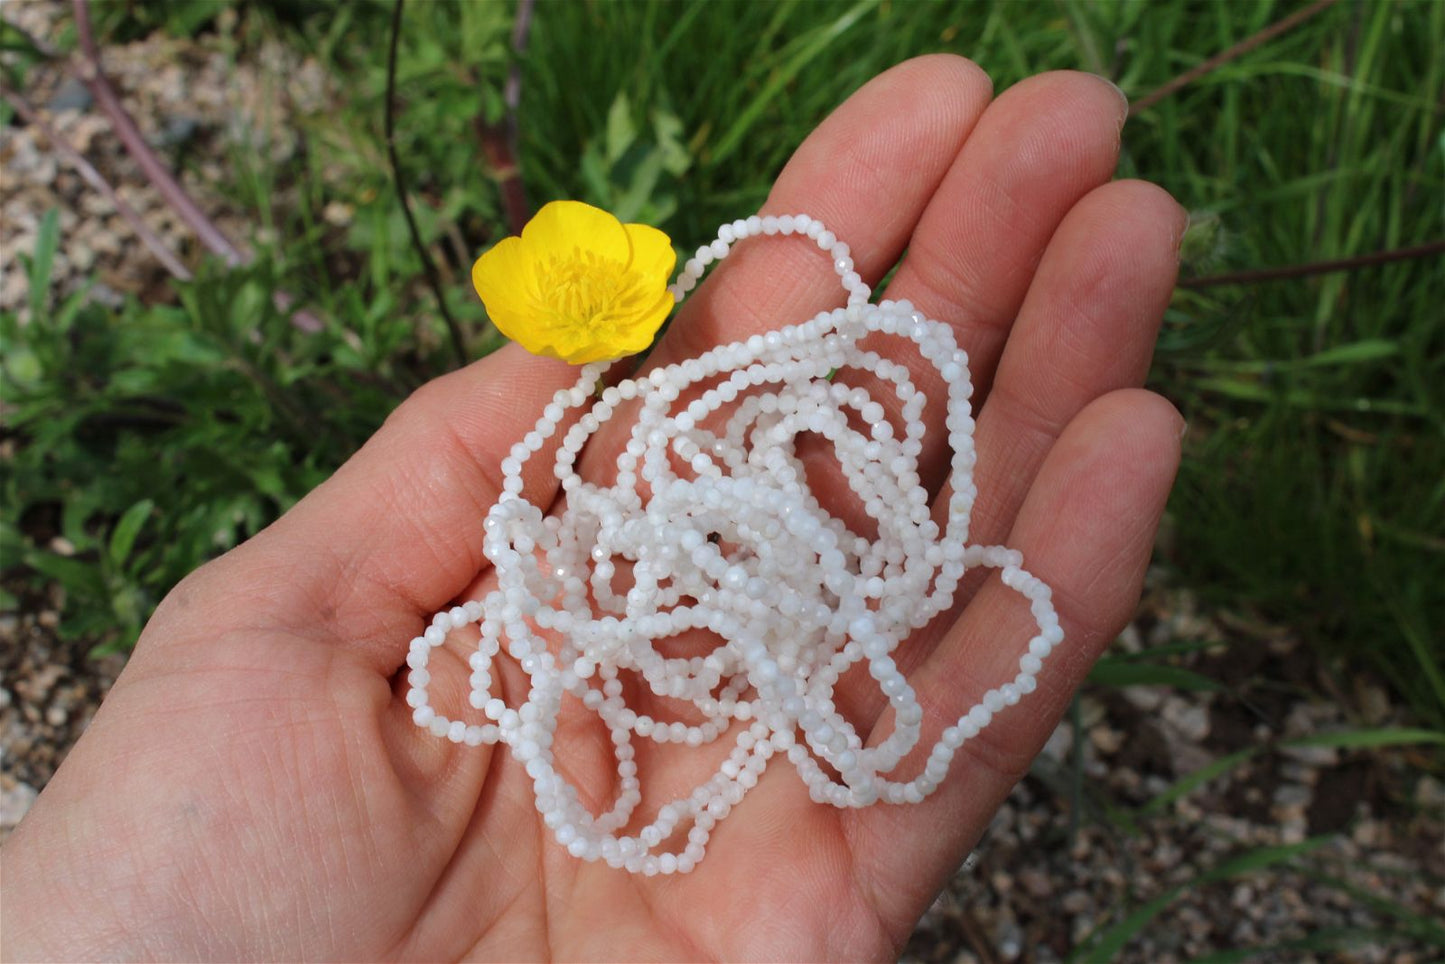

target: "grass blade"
[108,499,155,568]
[1299,871,1445,945]
[27,208,59,322]
[1088,657,1226,693]
[707,0,879,166]
[1139,746,1261,816]
[1281,727,1445,750]
[1141,726,1444,817]
[1069,838,1332,962]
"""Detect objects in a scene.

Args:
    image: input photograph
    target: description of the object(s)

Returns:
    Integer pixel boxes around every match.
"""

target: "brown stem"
[1177,240,1445,289]
[0,14,62,58]
[65,0,325,333]
[475,0,535,238]
[501,0,535,235]
[2,84,193,281]
[476,120,530,240]
[70,0,244,265]
[1128,0,1340,117]
[386,0,468,367]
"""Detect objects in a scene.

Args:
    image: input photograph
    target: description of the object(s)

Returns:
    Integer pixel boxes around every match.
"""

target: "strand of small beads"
[405,214,1064,876]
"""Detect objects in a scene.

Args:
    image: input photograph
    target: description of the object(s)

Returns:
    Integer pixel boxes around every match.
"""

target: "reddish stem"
[1128,0,1341,117]
[2,84,193,282]
[70,0,244,265]
[478,0,535,237]
[66,0,323,332]
[1178,240,1445,289]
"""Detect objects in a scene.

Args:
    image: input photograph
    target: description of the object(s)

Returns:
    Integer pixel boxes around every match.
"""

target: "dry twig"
[1,83,193,282]
[57,0,325,331]
[1179,240,1445,289]
[485,0,535,237]
[1128,0,1341,117]
[69,0,243,265]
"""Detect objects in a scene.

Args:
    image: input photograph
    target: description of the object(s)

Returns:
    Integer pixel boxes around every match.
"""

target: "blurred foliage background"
[1,0,1442,955]
[4,0,1439,718]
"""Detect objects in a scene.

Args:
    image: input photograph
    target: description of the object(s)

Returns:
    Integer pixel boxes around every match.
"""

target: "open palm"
[1,57,1186,962]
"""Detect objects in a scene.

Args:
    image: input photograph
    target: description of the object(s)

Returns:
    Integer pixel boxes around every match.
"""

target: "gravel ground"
[901,577,1445,963]
[2,4,1442,961]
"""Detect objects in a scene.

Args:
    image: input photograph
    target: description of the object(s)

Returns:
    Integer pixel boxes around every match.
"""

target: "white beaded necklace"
[405,214,1062,875]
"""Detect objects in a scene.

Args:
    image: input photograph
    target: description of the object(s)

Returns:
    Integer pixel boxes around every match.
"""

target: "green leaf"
[652,108,692,176]
[605,92,636,165]
[1088,657,1226,692]
[230,279,270,333]
[1198,339,1401,373]
[1,341,42,386]
[614,149,665,224]
[0,520,27,565]
[1281,727,1445,750]
[60,496,102,552]
[28,209,59,321]
[22,550,106,597]
[1139,746,1261,816]
[1194,377,1427,415]
[108,499,155,568]
[1298,339,1400,367]
[708,0,880,165]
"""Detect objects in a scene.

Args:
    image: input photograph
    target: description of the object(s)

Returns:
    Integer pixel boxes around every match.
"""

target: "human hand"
[1,55,1186,962]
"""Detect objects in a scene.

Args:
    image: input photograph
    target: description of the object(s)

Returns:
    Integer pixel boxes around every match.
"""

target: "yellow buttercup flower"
[472,201,677,364]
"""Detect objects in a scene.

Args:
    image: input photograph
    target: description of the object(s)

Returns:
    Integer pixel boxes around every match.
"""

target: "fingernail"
[1178,419,1190,441]
[1102,77,1130,127]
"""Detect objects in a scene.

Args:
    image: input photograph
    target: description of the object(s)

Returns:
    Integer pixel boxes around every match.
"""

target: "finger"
[168,346,582,673]
[958,178,1187,546]
[659,54,993,366]
[888,71,1129,402]
[578,54,993,480]
[833,71,1129,500]
[830,178,1183,730]
[846,389,1184,936]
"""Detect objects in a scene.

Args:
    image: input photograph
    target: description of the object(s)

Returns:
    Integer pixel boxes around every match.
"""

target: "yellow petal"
[611,289,674,353]
[472,237,543,348]
[623,223,677,278]
[523,200,631,264]
[472,237,535,312]
[471,201,677,365]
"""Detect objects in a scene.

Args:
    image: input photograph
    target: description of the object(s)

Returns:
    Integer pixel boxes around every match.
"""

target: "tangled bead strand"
[405,213,1064,875]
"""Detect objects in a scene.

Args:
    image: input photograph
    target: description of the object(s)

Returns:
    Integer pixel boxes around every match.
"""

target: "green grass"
[1123,0,1445,729]
[12,0,1441,715]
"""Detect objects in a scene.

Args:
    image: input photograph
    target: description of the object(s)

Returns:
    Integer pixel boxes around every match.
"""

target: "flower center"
[540,250,648,330]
